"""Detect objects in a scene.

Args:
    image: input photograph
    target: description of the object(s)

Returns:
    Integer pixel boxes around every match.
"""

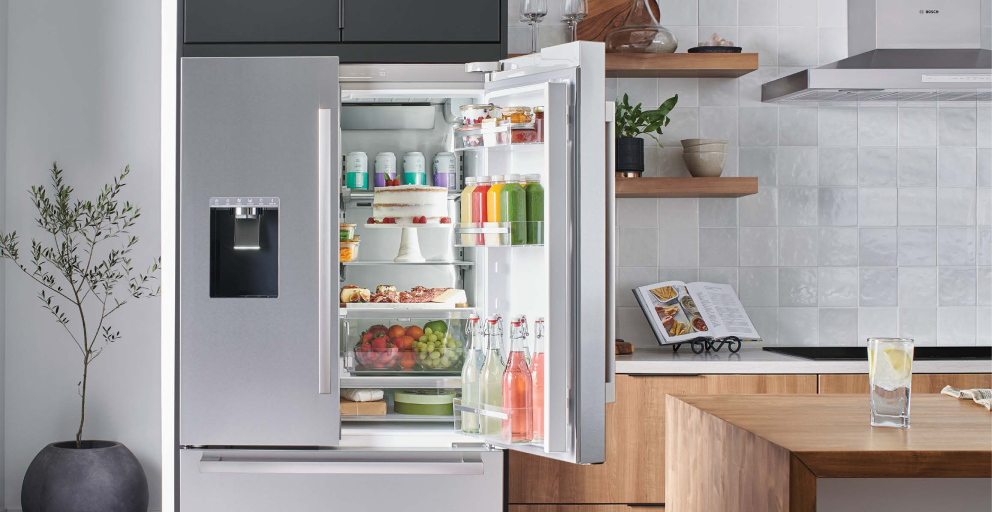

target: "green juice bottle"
[524,174,544,245]
[500,174,527,246]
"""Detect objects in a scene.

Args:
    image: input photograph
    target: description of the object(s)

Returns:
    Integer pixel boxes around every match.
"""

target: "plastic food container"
[455,122,511,149]
[394,390,456,416]
[459,104,500,126]
[340,240,359,262]
[533,107,544,142]
[340,223,357,242]
[510,122,539,144]
[502,106,533,123]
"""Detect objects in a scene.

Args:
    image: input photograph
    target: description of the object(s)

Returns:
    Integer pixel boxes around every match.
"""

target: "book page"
[686,282,759,340]
[632,281,713,345]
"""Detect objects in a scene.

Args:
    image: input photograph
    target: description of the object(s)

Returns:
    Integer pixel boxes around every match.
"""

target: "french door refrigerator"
[178,42,614,511]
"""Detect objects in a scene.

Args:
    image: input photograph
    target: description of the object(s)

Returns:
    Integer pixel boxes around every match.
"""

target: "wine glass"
[562,0,588,42]
[521,0,548,54]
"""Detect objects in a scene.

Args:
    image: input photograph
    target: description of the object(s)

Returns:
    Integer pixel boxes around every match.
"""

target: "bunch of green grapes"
[413,326,463,369]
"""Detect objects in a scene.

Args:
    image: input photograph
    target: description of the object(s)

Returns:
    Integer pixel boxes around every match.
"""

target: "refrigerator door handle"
[604,101,616,404]
[318,108,333,395]
[198,454,485,475]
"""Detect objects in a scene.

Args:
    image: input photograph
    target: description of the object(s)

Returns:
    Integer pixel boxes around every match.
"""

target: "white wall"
[0,0,7,508]
[4,1,161,510]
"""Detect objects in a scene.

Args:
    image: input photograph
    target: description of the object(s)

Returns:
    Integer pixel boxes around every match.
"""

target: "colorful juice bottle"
[524,174,544,245]
[471,176,490,245]
[500,174,527,246]
[502,319,533,443]
[479,315,506,436]
[530,318,545,442]
[460,314,485,434]
[460,177,477,245]
[487,175,505,223]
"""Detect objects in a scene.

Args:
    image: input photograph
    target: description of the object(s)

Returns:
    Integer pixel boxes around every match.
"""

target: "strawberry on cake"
[372,185,448,224]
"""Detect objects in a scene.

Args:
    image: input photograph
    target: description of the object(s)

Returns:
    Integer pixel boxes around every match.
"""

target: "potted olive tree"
[615,93,678,177]
[0,163,159,512]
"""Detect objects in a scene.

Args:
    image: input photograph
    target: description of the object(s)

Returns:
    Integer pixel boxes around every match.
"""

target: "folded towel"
[941,386,992,411]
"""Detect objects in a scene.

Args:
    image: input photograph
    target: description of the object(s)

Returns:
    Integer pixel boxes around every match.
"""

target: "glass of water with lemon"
[867,338,914,428]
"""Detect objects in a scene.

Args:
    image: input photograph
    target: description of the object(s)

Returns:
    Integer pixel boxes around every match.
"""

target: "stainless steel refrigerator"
[178,42,615,511]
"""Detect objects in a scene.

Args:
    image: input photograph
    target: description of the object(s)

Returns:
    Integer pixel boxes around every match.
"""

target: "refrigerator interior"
[337,82,557,453]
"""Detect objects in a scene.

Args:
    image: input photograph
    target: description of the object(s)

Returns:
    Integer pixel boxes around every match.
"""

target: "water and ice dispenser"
[209,197,279,298]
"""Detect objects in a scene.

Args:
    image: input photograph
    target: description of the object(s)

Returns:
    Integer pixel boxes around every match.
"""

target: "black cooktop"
[762,346,992,361]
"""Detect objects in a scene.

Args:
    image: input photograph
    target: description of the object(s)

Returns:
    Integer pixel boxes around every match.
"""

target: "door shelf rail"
[340,307,477,319]
[452,399,543,449]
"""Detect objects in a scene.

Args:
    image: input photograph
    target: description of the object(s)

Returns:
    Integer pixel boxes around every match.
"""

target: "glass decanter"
[604,0,678,53]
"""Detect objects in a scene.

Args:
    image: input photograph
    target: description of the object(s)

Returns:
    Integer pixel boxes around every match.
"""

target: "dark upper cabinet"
[342,0,500,42]
[185,0,340,43]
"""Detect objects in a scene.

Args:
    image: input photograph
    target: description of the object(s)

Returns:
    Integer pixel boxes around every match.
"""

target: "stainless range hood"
[762,0,992,103]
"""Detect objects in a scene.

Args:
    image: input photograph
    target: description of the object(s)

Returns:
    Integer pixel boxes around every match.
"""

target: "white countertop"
[615,347,992,375]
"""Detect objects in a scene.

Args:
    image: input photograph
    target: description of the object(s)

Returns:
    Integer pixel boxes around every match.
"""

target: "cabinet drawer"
[181,449,503,512]
[185,0,340,43]
[342,0,500,42]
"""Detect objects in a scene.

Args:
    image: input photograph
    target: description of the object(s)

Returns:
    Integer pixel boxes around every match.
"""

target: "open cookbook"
[632,281,760,345]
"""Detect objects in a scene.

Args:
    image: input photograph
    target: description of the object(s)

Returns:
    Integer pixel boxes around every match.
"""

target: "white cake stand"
[365,223,454,263]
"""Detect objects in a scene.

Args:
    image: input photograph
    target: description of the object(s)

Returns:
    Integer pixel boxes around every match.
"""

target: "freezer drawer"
[180,448,504,512]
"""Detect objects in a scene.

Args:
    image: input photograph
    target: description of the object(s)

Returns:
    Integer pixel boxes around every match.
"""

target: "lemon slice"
[883,348,912,379]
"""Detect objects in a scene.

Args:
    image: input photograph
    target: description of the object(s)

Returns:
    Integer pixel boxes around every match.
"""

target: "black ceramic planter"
[615,137,644,176]
[22,441,149,512]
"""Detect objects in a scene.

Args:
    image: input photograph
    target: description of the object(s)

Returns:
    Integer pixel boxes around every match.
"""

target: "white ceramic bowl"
[683,143,728,153]
[681,138,727,148]
[682,151,727,177]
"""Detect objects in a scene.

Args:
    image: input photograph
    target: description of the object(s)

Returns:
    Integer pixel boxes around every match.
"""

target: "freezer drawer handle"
[198,456,484,475]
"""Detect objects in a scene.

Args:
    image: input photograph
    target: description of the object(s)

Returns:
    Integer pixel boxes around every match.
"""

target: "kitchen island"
[666,394,992,511]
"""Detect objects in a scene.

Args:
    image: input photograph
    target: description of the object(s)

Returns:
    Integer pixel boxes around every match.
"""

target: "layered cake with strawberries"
[372,185,449,223]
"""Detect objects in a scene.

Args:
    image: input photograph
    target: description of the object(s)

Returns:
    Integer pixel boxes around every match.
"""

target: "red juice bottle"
[471,176,491,245]
[530,318,545,442]
[502,319,533,443]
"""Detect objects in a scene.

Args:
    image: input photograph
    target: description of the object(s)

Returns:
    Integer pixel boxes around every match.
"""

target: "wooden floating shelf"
[605,53,759,78]
[615,177,758,198]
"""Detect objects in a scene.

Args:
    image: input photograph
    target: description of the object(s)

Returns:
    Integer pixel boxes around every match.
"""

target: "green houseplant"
[615,92,678,176]
[0,163,159,512]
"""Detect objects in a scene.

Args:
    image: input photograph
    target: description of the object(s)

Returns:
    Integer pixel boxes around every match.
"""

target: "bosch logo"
[919,9,939,14]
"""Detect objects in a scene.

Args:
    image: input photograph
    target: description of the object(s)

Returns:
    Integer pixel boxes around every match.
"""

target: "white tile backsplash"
[601,7,985,347]
[740,227,779,266]
[777,146,818,185]
[938,107,978,147]
[818,147,858,185]
[898,107,938,147]
[898,227,937,266]
[938,147,977,187]
[779,267,817,306]
[898,148,937,186]
[779,107,818,146]
[779,307,819,345]
[779,227,818,266]
[858,108,898,147]
[858,148,898,186]
[739,0,778,26]
[859,267,898,306]
[739,108,780,146]
[818,267,859,306]
[859,228,897,266]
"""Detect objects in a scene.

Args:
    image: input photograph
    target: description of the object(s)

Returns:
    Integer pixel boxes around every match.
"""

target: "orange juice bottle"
[487,175,505,223]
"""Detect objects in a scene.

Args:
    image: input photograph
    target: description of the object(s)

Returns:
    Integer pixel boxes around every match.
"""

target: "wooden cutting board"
[577,0,633,42]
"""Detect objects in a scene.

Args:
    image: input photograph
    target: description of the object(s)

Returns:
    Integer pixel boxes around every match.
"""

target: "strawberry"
[440,217,451,224]
[371,338,388,352]
[362,331,373,343]
[367,217,375,224]
[420,216,428,224]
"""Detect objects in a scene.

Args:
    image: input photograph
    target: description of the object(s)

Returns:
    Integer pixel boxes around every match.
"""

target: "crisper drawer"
[180,448,504,512]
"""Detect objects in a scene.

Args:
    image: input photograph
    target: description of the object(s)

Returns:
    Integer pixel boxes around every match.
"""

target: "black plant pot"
[22,441,149,512]
[615,137,644,176]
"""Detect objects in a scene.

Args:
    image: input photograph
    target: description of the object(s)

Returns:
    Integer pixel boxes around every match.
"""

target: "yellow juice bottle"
[487,175,505,223]
[460,177,477,245]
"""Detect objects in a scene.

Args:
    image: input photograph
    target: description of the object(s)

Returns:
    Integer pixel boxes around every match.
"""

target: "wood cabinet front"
[509,506,656,512]
[819,373,992,394]
[507,374,817,504]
